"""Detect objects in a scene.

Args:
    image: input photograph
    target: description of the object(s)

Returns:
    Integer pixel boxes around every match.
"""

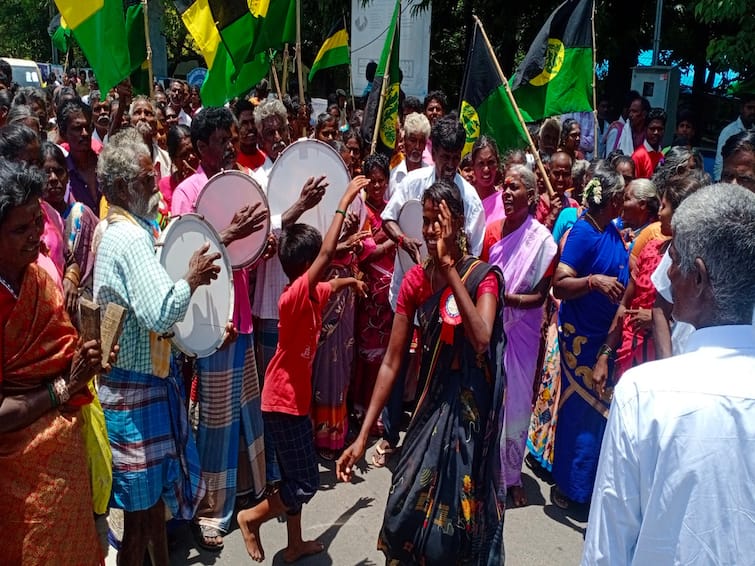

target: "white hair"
[254,98,288,133]
[97,128,150,205]
[403,112,431,138]
[672,183,755,324]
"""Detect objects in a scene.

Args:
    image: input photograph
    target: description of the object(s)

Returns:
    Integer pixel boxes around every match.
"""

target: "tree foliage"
[695,0,754,83]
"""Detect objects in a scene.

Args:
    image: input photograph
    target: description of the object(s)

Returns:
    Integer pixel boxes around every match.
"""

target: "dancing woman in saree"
[337,181,506,565]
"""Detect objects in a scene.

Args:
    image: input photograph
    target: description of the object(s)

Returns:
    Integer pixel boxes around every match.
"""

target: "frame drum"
[397,199,428,273]
[155,213,234,358]
[266,139,365,233]
[195,170,270,269]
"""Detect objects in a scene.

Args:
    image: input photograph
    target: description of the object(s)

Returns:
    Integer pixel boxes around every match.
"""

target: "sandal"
[193,523,224,551]
[371,440,395,468]
[550,486,570,510]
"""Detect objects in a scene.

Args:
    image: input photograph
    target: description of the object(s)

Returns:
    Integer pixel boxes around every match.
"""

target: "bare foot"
[509,485,528,508]
[237,511,265,562]
[283,540,325,563]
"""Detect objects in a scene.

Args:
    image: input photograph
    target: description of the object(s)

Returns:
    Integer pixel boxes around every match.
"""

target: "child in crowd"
[237,175,370,563]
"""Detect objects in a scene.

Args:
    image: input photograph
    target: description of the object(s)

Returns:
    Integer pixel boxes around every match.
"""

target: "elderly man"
[389,111,431,191]
[94,129,220,565]
[129,95,171,180]
[374,114,485,464]
[57,99,100,212]
[171,106,269,550]
[582,183,755,565]
[714,92,755,181]
[168,79,192,126]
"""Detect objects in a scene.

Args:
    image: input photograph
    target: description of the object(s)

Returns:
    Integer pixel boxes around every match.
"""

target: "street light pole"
[651,0,663,65]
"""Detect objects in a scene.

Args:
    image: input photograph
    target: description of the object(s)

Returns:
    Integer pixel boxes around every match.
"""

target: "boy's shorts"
[263,411,318,514]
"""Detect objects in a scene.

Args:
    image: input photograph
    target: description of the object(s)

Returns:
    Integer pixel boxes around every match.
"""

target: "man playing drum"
[93,129,221,565]
[170,106,271,550]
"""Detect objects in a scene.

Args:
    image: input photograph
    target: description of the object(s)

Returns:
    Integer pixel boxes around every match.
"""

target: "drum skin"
[155,213,234,358]
[397,199,428,273]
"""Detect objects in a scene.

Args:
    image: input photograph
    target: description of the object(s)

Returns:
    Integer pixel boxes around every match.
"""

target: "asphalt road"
[104,443,587,566]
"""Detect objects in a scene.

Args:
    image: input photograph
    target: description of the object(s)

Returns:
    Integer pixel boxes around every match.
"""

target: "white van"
[1,57,44,88]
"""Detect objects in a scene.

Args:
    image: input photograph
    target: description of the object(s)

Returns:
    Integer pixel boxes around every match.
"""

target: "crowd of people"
[0,57,754,566]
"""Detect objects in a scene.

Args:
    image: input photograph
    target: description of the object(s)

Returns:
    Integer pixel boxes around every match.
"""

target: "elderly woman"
[594,171,708,388]
[0,160,106,564]
[621,177,660,261]
[337,180,505,565]
[471,136,505,222]
[550,162,628,509]
[482,164,558,507]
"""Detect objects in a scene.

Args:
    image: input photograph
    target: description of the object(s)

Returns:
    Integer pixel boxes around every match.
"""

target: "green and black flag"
[459,21,528,155]
[361,0,401,156]
[308,20,350,81]
[48,14,71,54]
[511,0,593,121]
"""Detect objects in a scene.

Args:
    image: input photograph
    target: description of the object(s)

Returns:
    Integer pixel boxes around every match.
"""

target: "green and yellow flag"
[125,0,150,95]
[308,20,350,82]
[53,0,132,94]
[173,0,295,106]
[49,14,71,54]
[511,0,593,122]
[361,0,400,156]
[460,21,528,155]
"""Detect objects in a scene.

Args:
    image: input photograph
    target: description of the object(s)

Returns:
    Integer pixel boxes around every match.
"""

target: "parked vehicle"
[1,57,43,88]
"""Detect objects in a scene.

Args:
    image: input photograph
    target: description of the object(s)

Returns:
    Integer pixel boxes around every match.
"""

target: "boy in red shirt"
[237,175,369,563]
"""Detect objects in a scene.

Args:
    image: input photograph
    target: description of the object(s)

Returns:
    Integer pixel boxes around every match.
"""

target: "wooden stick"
[142,0,154,99]
[296,0,306,137]
[282,43,290,94]
[344,12,356,112]
[270,51,283,99]
[370,1,400,154]
[472,16,556,198]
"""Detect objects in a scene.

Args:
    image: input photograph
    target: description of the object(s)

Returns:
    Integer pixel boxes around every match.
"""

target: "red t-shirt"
[632,144,664,179]
[396,264,499,317]
[261,271,333,416]
[237,148,267,171]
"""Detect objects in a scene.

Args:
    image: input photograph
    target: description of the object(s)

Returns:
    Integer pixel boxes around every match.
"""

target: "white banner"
[350,0,431,100]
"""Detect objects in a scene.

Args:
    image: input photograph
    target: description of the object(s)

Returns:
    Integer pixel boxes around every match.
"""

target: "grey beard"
[129,188,161,219]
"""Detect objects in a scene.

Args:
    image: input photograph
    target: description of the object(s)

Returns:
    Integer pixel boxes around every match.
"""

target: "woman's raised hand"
[435,199,456,269]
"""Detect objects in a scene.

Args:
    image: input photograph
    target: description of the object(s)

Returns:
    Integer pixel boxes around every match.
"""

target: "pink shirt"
[172,167,254,334]
[261,272,333,415]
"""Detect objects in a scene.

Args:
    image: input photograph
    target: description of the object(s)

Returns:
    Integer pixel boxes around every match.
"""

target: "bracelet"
[52,376,71,405]
[598,344,615,359]
[397,234,405,248]
[47,382,59,408]
[335,209,347,218]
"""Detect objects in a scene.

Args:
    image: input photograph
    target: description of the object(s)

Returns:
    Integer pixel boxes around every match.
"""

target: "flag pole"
[296,0,306,137]
[141,0,154,98]
[282,43,290,94]
[591,0,599,158]
[344,13,355,113]
[370,1,399,154]
[270,51,283,99]
[472,16,555,198]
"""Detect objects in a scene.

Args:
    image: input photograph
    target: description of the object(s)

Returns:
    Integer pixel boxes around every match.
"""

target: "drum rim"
[156,212,235,358]
[195,169,271,269]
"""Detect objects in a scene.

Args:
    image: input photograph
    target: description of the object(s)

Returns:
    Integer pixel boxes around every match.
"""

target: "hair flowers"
[583,178,603,207]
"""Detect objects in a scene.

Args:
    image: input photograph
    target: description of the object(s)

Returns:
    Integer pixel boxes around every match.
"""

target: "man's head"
[739,92,755,129]
[675,109,697,143]
[0,59,12,90]
[91,94,112,135]
[254,98,289,161]
[12,88,48,133]
[98,129,160,219]
[549,151,574,194]
[430,114,465,182]
[645,108,667,149]
[130,96,157,145]
[401,96,423,123]
[621,90,641,120]
[668,183,755,328]
[721,130,755,193]
[538,118,560,156]
[234,98,258,155]
[191,107,237,176]
[423,90,447,127]
[628,96,650,132]
[0,123,41,167]
[57,99,93,155]
[403,112,431,166]
[169,80,185,110]
[0,89,11,127]
[279,222,322,281]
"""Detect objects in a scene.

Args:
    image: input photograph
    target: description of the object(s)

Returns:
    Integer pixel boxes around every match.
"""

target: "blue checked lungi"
[263,412,319,514]
[194,333,266,532]
[99,362,205,518]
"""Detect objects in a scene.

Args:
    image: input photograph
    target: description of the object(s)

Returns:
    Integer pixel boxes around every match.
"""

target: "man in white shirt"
[169,80,192,127]
[714,92,755,181]
[583,183,755,566]
[388,112,431,193]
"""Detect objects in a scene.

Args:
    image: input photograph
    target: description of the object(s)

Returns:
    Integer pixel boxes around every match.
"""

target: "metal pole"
[651,0,663,66]
[142,0,154,98]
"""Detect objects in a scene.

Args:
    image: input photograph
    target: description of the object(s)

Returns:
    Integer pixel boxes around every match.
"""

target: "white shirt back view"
[583,325,755,565]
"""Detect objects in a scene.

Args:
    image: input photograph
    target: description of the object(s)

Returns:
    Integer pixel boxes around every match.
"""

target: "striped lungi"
[99,363,205,518]
[194,333,266,532]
